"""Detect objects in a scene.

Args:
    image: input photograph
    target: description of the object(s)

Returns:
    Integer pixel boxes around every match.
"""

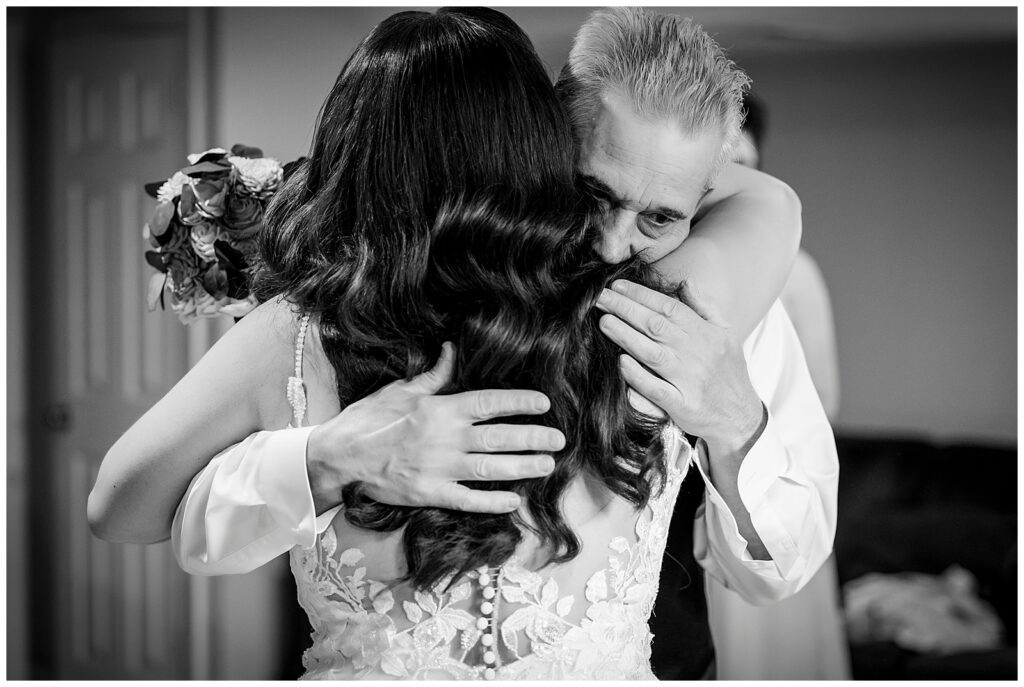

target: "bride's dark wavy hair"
[253,7,669,590]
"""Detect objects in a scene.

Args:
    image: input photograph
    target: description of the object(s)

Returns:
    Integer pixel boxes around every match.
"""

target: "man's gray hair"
[557,7,751,177]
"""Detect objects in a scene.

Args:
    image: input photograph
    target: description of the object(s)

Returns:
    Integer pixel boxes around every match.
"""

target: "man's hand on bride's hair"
[595,279,773,559]
[594,279,765,457]
[306,342,564,515]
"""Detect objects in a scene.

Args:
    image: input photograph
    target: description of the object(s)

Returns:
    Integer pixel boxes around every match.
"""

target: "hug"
[89,7,837,680]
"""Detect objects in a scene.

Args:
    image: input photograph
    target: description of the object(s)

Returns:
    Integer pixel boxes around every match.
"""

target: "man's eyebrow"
[648,204,688,221]
[579,174,618,200]
[580,173,703,221]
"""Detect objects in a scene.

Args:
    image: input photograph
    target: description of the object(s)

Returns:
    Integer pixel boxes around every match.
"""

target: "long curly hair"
[253,7,669,590]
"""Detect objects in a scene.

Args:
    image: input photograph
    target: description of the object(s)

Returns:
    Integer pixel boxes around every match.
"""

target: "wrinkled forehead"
[578,96,723,212]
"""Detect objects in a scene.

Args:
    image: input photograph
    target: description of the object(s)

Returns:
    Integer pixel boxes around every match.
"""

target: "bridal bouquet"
[143,144,288,324]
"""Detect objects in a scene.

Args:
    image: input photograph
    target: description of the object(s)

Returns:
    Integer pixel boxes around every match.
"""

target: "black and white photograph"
[6,4,1017,682]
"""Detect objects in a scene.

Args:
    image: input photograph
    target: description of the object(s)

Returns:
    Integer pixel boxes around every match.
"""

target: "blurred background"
[7,5,1016,681]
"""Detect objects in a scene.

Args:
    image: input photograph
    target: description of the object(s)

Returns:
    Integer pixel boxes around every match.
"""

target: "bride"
[206,10,682,678]
[92,7,833,681]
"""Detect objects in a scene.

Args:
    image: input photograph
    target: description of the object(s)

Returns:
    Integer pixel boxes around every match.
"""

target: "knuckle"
[474,391,496,418]
[647,314,669,336]
[474,456,492,480]
[411,395,433,418]
[652,384,672,404]
[480,426,500,452]
[650,346,671,368]
[661,299,681,319]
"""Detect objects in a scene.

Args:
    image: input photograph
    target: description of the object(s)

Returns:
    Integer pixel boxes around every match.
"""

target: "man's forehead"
[582,97,719,183]
[579,124,718,215]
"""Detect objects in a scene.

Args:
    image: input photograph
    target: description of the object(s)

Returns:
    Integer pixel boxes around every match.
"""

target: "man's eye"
[641,212,673,229]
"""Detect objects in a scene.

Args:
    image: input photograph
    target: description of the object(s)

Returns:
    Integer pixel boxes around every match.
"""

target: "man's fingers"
[457,388,551,421]
[458,454,555,482]
[598,313,676,373]
[465,424,566,453]
[627,388,668,419]
[409,341,456,393]
[619,354,682,416]
[596,286,680,342]
[434,484,522,514]
[607,279,704,331]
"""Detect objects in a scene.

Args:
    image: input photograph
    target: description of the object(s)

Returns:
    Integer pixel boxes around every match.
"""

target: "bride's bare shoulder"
[216,295,310,426]
[234,294,302,333]
[238,296,341,423]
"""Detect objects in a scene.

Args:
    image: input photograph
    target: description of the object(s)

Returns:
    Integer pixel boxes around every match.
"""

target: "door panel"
[38,9,193,679]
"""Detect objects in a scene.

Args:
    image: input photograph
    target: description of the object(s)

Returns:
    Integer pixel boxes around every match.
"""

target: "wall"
[214,6,408,161]
[730,44,1016,443]
[211,6,1011,446]
[212,7,1016,443]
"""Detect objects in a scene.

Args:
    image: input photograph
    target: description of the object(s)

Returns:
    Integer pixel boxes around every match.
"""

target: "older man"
[554,10,835,676]
[91,7,836,681]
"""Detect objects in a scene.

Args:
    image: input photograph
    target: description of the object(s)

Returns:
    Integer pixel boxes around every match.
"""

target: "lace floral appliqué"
[290,425,690,680]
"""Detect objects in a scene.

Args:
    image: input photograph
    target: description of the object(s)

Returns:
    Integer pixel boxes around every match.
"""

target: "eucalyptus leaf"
[149,201,175,237]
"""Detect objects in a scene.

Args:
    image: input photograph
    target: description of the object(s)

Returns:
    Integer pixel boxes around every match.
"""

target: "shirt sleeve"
[692,300,839,604]
[171,425,342,576]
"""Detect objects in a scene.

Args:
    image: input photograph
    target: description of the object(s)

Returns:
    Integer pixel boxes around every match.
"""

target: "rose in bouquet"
[143,144,301,324]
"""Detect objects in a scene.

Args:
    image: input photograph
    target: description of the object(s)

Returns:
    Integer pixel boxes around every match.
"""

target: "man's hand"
[595,279,771,559]
[595,279,765,457]
[307,342,563,516]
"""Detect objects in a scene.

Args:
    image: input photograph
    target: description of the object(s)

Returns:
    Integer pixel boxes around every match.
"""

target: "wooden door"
[31,9,194,679]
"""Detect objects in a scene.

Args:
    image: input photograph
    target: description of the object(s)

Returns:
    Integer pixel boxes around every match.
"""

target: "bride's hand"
[306,342,563,515]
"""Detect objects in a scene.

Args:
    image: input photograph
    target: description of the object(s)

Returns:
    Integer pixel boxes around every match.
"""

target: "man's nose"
[594,210,637,264]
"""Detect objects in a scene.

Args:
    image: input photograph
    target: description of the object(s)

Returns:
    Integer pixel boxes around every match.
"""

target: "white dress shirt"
[171,300,838,605]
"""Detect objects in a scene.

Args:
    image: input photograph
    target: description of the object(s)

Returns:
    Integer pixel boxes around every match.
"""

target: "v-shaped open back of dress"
[285,314,693,680]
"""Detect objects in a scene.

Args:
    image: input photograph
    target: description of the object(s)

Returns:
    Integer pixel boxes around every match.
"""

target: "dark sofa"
[833,434,1017,680]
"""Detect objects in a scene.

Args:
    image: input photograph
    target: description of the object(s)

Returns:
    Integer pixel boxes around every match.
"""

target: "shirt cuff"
[694,414,805,580]
[254,425,323,548]
[736,416,802,573]
[692,440,781,575]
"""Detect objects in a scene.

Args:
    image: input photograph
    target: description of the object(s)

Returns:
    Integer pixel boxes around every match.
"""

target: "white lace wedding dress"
[286,318,693,680]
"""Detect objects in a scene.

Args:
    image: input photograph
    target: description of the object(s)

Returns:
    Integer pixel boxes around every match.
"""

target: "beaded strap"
[286,313,311,428]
